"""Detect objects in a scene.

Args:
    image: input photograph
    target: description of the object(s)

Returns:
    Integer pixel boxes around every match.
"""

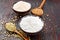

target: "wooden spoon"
[5,22,29,40]
[31,0,46,16]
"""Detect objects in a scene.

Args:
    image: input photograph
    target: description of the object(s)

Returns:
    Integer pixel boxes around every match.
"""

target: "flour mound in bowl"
[13,1,31,12]
[20,16,44,33]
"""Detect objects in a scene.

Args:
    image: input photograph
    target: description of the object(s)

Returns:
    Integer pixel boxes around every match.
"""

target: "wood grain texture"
[0,0,60,40]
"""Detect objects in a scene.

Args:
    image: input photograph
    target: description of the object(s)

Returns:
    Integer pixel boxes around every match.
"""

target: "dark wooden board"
[0,0,60,40]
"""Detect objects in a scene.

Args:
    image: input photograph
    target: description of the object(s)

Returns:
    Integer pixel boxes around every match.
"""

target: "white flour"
[20,16,44,33]
[13,1,31,12]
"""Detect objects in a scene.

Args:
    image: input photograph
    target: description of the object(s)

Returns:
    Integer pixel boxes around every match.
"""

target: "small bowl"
[12,1,31,14]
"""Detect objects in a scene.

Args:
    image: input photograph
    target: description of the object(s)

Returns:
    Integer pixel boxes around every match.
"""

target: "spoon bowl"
[31,8,43,16]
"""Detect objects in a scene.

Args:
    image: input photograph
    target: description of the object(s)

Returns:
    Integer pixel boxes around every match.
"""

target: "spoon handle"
[38,0,46,8]
[15,30,29,40]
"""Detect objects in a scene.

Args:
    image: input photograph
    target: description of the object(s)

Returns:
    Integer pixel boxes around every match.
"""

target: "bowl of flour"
[13,1,31,12]
[19,16,44,34]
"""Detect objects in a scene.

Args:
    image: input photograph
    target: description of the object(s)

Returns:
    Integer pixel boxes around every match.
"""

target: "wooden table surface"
[0,0,60,40]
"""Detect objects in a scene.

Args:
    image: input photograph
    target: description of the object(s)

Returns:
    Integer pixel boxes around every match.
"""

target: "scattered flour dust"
[20,16,44,33]
[0,23,3,31]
